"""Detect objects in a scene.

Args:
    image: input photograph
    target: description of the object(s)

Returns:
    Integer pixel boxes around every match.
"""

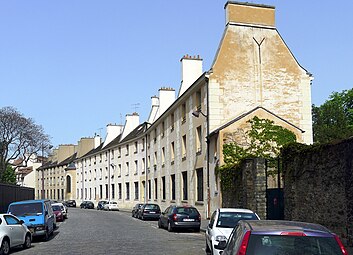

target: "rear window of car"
[246,234,342,255]
[176,207,199,214]
[145,204,159,210]
[52,205,61,211]
[9,202,43,216]
[217,212,258,228]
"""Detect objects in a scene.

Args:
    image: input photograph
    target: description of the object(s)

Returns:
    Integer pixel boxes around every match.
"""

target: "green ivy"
[217,116,297,190]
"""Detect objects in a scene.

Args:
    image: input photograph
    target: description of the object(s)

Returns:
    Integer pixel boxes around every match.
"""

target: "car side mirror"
[19,220,24,224]
[214,240,227,250]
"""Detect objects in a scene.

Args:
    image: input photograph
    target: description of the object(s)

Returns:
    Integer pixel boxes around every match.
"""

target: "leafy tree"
[312,88,353,143]
[1,165,16,184]
[0,106,51,182]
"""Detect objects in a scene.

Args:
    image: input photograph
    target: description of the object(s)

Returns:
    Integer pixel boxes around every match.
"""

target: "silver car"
[0,214,32,255]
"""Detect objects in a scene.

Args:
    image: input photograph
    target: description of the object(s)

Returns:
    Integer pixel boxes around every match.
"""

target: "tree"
[1,165,16,184]
[312,88,353,143]
[0,106,51,182]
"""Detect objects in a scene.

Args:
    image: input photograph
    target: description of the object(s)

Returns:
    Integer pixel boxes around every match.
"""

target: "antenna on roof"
[132,103,140,113]
[119,113,123,125]
[97,127,103,137]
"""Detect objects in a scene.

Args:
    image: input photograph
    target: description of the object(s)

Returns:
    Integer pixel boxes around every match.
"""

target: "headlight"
[36,226,45,231]
[215,235,227,242]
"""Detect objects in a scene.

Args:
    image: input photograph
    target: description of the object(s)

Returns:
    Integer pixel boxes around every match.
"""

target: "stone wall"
[221,158,267,219]
[282,137,353,246]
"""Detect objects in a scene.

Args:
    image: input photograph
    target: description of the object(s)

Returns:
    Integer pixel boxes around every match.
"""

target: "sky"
[0,1,352,147]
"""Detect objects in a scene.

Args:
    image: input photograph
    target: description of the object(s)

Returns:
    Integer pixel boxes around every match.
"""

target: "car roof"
[52,203,64,206]
[218,208,255,213]
[241,220,331,234]
[8,199,48,205]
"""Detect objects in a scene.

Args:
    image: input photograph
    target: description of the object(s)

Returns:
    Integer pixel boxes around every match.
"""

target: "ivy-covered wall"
[221,158,267,219]
[282,137,353,246]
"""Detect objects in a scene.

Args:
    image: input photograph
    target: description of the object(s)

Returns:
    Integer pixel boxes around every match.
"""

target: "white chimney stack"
[158,87,175,118]
[121,112,140,140]
[103,124,124,148]
[178,54,203,97]
[147,96,159,124]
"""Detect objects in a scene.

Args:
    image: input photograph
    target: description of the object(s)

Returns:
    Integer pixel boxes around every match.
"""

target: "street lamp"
[192,108,210,219]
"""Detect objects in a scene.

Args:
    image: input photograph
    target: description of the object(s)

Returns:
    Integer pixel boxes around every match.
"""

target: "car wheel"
[158,219,162,228]
[205,241,211,253]
[43,229,49,241]
[0,238,10,255]
[23,233,31,249]
[167,221,173,232]
[141,215,145,221]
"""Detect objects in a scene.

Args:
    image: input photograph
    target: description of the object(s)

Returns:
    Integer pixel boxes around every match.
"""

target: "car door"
[206,210,217,249]
[161,206,170,226]
[4,215,24,246]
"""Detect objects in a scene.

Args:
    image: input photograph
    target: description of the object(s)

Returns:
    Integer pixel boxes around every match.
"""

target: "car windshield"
[216,212,258,228]
[145,204,159,210]
[52,205,61,211]
[110,202,117,204]
[9,202,43,216]
[176,207,198,215]
[246,234,342,255]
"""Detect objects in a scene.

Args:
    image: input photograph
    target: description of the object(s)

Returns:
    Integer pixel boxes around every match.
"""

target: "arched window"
[66,175,71,193]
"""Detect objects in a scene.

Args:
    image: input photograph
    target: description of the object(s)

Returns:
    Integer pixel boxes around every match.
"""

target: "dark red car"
[52,204,64,222]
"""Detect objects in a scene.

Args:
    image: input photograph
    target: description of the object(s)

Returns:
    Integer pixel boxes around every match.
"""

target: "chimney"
[103,124,124,147]
[147,95,159,124]
[178,54,203,97]
[94,134,101,149]
[158,87,175,117]
[224,1,275,27]
[120,112,140,140]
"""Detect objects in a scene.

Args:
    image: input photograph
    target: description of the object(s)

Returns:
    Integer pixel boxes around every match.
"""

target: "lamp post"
[192,109,210,219]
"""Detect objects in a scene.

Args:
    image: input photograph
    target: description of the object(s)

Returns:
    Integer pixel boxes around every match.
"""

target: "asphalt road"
[11,207,207,255]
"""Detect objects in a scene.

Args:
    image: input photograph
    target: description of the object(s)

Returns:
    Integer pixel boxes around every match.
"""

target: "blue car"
[7,200,55,241]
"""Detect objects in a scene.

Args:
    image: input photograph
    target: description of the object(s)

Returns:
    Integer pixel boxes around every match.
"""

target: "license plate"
[183,219,195,222]
[149,211,155,214]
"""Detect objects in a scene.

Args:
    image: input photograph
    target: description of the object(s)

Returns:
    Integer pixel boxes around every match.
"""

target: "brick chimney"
[179,54,203,97]
[225,1,275,27]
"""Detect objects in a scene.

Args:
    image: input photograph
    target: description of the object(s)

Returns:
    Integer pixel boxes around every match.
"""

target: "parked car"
[131,203,143,218]
[7,200,55,241]
[0,214,32,255]
[64,200,76,207]
[52,203,68,219]
[158,205,201,232]
[206,208,260,255]
[80,201,94,209]
[97,200,108,210]
[216,220,349,255]
[137,203,161,221]
[103,201,119,211]
[52,205,64,222]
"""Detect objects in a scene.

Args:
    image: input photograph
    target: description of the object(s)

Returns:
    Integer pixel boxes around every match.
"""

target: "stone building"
[37,1,312,218]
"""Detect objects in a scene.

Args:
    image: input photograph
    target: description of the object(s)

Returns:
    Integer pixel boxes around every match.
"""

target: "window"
[162,147,165,166]
[182,171,188,200]
[100,185,103,199]
[134,141,138,153]
[66,176,71,193]
[196,168,204,201]
[171,174,176,201]
[154,152,157,169]
[170,113,175,131]
[126,144,129,156]
[171,142,175,163]
[126,182,130,200]
[147,156,151,169]
[118,183,122,199]
[118,147,121,158]
[196,125,202,153]
[148,180,152,200]
[181,103,186,123]
[141,138,145,151]
[162,176,166,200]
[126,162,129,176]
[111,184,115,199]
[182,135,187,159]
[118,164,122,177]
[142,158,145,173]
[134,160,138,174]
[105,184,108,199]
[134,181,139,200]
[105,151,108,161]
[195,90,202,110]
[154,178,158,200]
[161,122,165,137]
[154,129,157,143]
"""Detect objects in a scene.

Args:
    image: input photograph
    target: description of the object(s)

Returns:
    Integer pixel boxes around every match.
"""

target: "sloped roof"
[119,122,149,144]
[209,106,304,137]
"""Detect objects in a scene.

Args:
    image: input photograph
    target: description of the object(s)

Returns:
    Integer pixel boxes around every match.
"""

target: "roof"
[209,106,304,137]
[119,122,149,144]
[218,208,255,214]
[8,199,50,205]
[242,220,331,233]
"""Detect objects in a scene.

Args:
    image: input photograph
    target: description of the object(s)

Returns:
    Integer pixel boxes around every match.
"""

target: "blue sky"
[0,1,352,147]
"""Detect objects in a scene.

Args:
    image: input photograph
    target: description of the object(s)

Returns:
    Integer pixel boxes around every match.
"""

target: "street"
[11,207,206,255]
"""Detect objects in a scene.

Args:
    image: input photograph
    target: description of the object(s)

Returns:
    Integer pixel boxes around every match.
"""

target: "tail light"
[173,213,178,221]
[334,234,348,255]
[280,232,306,236]
[198,214,201,221]
[237,231,251,255]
